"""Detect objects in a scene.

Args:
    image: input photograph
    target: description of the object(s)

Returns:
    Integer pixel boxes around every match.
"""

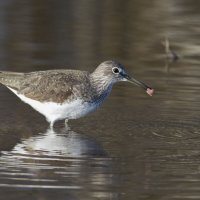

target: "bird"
[0,60,154,127]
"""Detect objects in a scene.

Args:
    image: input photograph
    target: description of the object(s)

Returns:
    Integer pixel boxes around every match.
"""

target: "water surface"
[0,0,200,199]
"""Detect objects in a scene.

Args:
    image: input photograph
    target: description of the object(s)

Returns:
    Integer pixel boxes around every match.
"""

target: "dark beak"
[124,74,154,96]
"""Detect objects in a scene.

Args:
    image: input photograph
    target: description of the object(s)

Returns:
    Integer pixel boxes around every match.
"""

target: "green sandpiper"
[0,60,154,127]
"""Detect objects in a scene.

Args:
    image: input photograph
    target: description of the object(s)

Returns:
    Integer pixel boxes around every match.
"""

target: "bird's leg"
[50,121,54,129]
[65,119,71,131]
[65,119,68,125]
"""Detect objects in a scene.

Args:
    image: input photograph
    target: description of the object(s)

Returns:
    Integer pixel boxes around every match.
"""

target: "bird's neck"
[89,73,114,102]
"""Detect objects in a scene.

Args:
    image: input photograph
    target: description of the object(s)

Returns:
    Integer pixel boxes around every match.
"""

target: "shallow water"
[1,0,200,199]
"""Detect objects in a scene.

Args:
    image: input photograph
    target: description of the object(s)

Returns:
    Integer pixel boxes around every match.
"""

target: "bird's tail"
[0,71,25,88]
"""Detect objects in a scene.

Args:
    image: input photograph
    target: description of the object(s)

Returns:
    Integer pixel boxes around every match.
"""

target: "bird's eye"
[112,67,119,74]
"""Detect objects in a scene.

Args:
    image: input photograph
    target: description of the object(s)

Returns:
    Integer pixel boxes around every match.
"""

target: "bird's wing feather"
[0,70,90,103]
[0,71,25,89]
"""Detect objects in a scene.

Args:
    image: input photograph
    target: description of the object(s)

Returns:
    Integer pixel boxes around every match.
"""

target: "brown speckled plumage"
[0,70,93,103]
[0,61,124,104]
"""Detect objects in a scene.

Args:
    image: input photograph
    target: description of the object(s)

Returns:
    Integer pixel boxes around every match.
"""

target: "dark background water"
[0,0,200,199]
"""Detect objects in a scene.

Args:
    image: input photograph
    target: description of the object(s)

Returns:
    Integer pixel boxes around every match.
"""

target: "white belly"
[7,87,98,123]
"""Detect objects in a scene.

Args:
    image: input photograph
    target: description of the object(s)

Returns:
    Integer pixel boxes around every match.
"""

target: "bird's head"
[92,60,154,96]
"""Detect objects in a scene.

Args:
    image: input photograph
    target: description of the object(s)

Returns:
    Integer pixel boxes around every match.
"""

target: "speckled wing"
[0,71,26,89]
[0,70,90,103]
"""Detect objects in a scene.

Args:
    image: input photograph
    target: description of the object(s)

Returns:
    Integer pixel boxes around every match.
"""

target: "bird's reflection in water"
[0,125,119,200]
[12,125,106,157]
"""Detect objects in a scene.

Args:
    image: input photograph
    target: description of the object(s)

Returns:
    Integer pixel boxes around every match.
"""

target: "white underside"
[8,87,98,123]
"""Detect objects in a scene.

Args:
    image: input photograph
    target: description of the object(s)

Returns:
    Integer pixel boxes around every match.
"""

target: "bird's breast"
[90,84,113,105]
